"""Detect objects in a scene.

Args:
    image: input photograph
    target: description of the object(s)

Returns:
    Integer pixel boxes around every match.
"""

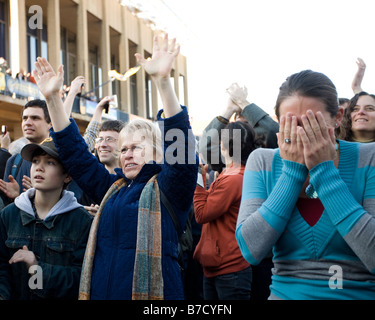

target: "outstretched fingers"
[34,58,44,78]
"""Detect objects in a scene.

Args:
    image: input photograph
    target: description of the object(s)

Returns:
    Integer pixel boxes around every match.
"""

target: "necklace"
[352,137,375,143]
[304,142,339,199]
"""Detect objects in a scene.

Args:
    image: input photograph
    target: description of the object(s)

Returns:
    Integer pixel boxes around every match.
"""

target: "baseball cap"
[21,137,60,162]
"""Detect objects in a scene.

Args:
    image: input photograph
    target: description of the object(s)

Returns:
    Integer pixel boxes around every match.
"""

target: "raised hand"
[32,57,64,99]
[356,57,366,71]
[0,132,10,150]
[135,33,180,80]
[68,76,86,96]
[135,33,181,118]
[32,58,70,131]
[226,83,249,109]
[0,175,20,200]
[352,57,366,94]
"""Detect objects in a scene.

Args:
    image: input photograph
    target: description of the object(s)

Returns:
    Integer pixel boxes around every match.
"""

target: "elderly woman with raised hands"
[32,34,198,300]
[236,70,375,300]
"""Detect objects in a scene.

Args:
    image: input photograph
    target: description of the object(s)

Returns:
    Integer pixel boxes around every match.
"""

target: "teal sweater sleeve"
[309,160,365,233]
[259,159,308,227]
[310,160,375,273]
[236,150,308,265]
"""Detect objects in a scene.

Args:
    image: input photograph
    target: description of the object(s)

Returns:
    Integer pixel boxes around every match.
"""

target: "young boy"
[0,138,93,300]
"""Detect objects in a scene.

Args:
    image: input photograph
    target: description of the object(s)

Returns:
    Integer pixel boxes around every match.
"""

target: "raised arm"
[83,96,111,152]
[198,97,241,172]
[33,58,115,203]
[135,34,181,118]
[227,83,279,148]
[351,58,366,95]
[63,76,86,116]
[32,58,70,132]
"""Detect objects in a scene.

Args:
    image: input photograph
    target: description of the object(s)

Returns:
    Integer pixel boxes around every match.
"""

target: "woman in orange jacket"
[193,121,264,300]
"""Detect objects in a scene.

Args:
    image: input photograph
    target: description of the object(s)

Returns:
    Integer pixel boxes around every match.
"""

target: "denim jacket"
[0,189,93,300]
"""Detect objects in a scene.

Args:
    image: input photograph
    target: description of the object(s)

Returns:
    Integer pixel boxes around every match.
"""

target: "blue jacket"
[51,107,198,299]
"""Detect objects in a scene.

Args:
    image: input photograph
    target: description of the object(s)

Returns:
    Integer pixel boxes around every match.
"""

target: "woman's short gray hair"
[119,119,163,162]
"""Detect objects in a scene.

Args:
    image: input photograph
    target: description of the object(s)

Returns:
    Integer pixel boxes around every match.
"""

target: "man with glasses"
[94,120,125,174]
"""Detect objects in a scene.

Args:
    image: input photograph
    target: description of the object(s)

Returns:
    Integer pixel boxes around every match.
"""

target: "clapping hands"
[226,83,249,109]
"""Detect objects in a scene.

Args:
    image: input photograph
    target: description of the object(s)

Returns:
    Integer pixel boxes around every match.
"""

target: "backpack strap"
[159,188,185,270]
[11,153,23,179]
[159,188,181,235]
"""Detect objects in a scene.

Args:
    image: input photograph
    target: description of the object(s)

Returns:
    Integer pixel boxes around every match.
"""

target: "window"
[128,40,138,115]
[0,0,9,62]
[144,51,153,119]
[89,44,101,100]
[145,74,153,119]
[179,75,185,106]
[60,28,77,86]
[26,15,48,73]
[111,53,121,102]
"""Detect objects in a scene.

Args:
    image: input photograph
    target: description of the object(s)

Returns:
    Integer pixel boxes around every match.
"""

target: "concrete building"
[0,0,189,138]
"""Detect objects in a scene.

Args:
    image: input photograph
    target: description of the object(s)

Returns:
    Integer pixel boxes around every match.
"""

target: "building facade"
[0,0,189,138]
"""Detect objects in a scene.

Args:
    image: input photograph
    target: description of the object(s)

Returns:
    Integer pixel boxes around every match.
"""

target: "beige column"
[76,0,89,85]
[100,0,111,98]
[183,72,189,108]
[136,21,146,118]
[173,62,180,101]
[119,6,130,114]
[10,0,27,75]
[47,0,61,72]
[149,32,158,117]
[151,77,158,118]
[180,56,189,108]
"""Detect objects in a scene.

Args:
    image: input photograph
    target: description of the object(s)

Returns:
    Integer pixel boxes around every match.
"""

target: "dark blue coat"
[51,107,198,299]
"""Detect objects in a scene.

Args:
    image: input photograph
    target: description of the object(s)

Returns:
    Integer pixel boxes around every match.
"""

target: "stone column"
[47,0,61,72]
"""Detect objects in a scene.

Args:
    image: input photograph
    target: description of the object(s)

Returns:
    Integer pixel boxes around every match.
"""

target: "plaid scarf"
[78,174,163,300]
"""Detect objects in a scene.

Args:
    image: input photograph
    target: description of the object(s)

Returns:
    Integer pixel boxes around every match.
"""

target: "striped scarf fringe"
[78,174,163,300]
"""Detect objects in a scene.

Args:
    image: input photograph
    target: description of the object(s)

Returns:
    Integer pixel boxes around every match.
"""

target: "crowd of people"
[0,35,374,300]
[0,57,37,87]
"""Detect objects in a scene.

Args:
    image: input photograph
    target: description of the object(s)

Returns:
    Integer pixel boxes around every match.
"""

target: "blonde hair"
[119,119,163,162]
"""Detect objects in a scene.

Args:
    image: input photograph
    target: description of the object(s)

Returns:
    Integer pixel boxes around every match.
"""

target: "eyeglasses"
[95,136,118,144]
[121,145,145,154]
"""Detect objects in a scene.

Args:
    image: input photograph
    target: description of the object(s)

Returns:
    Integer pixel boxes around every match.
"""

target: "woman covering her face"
[32,34,198,300]
[236,70,375,300]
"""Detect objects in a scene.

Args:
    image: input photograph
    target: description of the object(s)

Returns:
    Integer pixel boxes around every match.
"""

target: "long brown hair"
[337,91,375,141]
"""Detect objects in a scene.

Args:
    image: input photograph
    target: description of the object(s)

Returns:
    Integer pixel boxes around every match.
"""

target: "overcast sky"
[154,0,375,134]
